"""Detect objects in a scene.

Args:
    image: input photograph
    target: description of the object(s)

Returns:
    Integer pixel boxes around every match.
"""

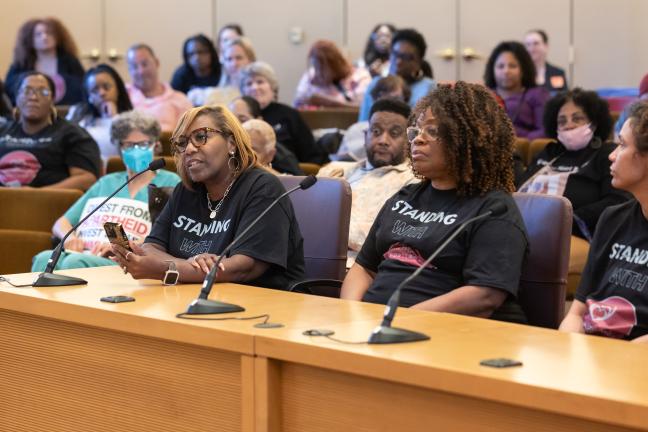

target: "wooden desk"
[0,266,390,432]
[255,313,648,432]
[2,266,648,432]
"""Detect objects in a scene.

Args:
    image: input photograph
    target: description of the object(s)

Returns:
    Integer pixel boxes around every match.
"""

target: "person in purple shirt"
[485,41,549,139]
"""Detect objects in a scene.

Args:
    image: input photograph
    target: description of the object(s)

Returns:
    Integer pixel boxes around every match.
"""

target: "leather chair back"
[278,176,351,281]
[105,156,177,174]
[514,193,572,328]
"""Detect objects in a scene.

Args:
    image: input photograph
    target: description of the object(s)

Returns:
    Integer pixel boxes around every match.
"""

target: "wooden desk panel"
[0,308,243,432]
[256,313,648,432]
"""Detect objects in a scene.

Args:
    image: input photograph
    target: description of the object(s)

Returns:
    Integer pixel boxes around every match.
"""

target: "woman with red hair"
[294,39,371,109]
[5,17,85,105]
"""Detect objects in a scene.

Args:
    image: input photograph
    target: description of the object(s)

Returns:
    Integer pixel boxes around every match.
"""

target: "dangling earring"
[228,150,240,173]
[12,107,20,121]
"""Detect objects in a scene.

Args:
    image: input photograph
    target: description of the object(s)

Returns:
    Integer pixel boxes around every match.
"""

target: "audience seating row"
[0,188,82,274]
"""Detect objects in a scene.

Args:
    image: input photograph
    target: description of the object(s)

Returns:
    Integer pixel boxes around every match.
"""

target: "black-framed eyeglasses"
[19,86,52,98]
[391,52,417,62]
[171,127,223,153]
[407,126,440,142]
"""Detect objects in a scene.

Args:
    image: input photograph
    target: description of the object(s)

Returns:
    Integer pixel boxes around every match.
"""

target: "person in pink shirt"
[126,44,192,132]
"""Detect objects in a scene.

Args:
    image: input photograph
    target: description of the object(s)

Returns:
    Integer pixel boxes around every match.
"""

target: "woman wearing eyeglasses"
[111,105,305,289]
[341,82,529,323]
[31,111,180,271]
[0,71,100,190]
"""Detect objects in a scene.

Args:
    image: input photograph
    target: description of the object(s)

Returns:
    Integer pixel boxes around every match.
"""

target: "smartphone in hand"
[103,222,133,252]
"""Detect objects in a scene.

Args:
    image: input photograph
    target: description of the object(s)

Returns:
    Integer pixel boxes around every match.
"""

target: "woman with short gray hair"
[31,110,180,272]
[239,61,324,163]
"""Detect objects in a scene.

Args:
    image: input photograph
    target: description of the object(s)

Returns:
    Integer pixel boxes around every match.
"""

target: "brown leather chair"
[298,163,321,176]
[278,176,351,282]
[298,108,359,131]
[105,156,177,174]
[514,137,530,167]
[159,131,173,156]
[528,138,553,165]
[0,188,83,274]
[514,192,572,328]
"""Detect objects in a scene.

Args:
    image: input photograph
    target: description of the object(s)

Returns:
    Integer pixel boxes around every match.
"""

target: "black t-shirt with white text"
[357,182,528,322]
[576,200,648,340]
[0,118,101,187]
[146,167,305,289]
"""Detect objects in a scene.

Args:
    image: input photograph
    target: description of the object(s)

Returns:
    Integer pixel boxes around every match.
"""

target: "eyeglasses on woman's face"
[406,126,440,142]
[171,127,223,153]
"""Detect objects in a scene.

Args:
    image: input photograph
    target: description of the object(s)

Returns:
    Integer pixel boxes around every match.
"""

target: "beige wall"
[1,0,646,105]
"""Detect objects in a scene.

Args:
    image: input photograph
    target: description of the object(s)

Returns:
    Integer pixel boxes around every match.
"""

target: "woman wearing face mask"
[66,64,133,165]
[518,88,629,242]
[31,111,180,272]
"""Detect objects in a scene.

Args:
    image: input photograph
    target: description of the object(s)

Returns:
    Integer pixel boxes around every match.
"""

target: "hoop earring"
[228,152,240,173]
[50,106,58,124]
[12,107,20,121]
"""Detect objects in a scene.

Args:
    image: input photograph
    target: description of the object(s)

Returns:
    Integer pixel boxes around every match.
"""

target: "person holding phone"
[31,111,180,271]
[66,64,133,166]
[110,105,305,289]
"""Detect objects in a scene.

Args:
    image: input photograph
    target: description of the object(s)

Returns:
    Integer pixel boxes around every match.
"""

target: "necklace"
[206,176,237,219]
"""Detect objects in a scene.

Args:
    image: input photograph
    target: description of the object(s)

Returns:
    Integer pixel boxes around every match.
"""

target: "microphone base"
[185,298,245,315]
[368,325,430,344]
[33,272,88,287]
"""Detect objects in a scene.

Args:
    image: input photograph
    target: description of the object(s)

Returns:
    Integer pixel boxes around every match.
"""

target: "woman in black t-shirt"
[518,88,628,239]
[0,71,100,190]
[111,105,305,289]
[560,101,648,343]
[341,82,529,323]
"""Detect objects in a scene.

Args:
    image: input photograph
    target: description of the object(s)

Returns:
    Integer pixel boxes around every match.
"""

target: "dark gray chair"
[278,176,351,287]
[514,192,572,328]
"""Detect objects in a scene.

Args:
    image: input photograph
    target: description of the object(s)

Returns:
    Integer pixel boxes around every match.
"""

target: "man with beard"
[319,98,417,266]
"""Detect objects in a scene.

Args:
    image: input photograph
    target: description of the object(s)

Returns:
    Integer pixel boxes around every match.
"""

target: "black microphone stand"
[33,159,166,287]
[368,204,506,344]
[184,175,317,315]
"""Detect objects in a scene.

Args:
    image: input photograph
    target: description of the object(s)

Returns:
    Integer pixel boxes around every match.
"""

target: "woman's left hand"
[189,253,226,274]
[111,241,162,279]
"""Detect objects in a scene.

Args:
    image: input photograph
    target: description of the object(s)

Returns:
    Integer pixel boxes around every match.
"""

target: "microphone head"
[299,175,317,190]
[488,201,508,216]
[148,158,166,171]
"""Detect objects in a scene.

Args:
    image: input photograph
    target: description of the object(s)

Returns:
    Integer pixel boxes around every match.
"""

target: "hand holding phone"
[103,222,133,252]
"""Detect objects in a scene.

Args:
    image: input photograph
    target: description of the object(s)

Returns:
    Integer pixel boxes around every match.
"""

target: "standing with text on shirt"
[341,82,529,323]
[110,105,304,289]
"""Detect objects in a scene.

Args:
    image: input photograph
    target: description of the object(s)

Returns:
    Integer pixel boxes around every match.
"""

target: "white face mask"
[557,123,594,151]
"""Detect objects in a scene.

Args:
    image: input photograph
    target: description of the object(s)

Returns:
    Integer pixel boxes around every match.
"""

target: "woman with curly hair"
[560,100,648,343]
[341,81,529,323]
[484,41,549,139]
[5,17,85,105]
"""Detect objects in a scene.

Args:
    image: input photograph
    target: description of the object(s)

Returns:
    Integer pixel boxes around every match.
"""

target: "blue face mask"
[122,146,154,172]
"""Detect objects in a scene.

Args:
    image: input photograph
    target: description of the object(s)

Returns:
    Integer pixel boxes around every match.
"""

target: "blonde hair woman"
[112,105,305,288]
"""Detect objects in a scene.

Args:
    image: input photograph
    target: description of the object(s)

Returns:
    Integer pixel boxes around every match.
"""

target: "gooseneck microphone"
[185,175,318,315]
[368,201,508,344]
[33,159,166,287]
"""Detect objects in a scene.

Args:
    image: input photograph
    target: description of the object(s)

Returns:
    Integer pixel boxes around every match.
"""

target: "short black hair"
[527,29,548,44]
[543,88,612,140]
[369,97,411,120]
[16,71,56,99]
[484,41,537,90]
[238,95,262,118]
[182,34,221,79]
[391,28,427,59]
